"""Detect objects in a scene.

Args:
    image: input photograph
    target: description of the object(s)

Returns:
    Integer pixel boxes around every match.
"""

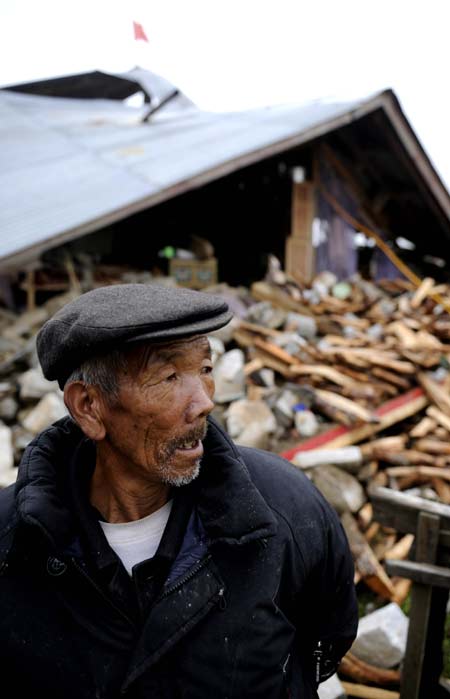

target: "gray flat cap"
[36,283,233,387]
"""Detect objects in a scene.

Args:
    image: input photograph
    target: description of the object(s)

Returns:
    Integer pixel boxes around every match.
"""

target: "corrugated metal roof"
[0,87,448,269]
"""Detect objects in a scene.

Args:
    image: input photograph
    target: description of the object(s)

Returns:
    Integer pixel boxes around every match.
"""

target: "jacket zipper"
[71,557,135,628]
[157,554,212,601]
[313,640,323,684]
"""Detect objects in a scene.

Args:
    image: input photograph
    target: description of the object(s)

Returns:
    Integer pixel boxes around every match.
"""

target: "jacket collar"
[9,415,277,556]
[196,417,277,545]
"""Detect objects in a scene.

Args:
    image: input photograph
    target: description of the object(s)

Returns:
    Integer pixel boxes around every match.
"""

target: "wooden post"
[25,269,36,311]
[400,512,448,699]
[285,174,316,284]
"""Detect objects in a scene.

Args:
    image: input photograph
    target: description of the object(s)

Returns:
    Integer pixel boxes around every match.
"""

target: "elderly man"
[0,284,357,698]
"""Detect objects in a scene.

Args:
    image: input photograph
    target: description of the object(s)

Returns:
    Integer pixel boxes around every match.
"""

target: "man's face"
[97,335,215,487]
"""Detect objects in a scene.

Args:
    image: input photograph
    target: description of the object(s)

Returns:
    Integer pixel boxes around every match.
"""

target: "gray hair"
[64,348,130,403]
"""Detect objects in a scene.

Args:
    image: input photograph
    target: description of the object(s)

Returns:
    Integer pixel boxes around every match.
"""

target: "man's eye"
[165,373,177,382]
[202,365,213,375]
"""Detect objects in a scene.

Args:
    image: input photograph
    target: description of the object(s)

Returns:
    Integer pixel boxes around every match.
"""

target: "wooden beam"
[280,387,428,460]
[285,180,316,283]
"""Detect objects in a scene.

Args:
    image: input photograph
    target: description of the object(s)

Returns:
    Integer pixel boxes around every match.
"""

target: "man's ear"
[64,382,107,441]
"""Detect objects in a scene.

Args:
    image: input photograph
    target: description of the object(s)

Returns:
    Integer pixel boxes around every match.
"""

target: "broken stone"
[0,422,15,487]
[213,349,246,403]
[0,381,15,399]
[22,392,67,435]
[3,307,49,340]
[273,332,307,356]
[285,312,317,340]
[310,464,366,513]
[18,367,59,401]
[245,301,287,329]
[367,323,384,340]
[312,271,338,298]
[318,673,346,699]
[272,390,299,428]
[234,422,272,450]
[351,602,408,669]
[294,408,319,437]
[332,281,352,300]
[11,425,33,463]
[259,368,275,388]
[208,336,225,365]
[0,396,18,422]
[225,399,277,440]
[209,316,240,345]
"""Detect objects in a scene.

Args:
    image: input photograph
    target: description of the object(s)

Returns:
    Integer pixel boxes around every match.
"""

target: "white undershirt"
[99,500,173,576]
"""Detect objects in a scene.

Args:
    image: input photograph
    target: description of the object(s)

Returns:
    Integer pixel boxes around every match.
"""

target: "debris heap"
[2,268,450,697]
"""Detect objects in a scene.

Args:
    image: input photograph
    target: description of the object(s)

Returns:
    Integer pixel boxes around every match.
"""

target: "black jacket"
[0,416,358,698]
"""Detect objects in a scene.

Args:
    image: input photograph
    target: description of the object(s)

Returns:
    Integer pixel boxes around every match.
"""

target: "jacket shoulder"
[238,445,329,516]
[237,446,345,563]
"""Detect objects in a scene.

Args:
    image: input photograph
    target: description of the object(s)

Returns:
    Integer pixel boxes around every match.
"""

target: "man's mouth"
[178,439,201,451]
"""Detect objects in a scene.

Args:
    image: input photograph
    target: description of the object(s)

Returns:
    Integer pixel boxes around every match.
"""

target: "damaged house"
[1,68,450,308]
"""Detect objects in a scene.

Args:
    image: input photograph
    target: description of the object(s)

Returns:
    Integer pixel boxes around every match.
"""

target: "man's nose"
[185,377,214,422]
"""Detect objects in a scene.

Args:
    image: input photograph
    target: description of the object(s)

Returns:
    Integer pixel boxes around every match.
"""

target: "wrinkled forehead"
[128,334,211,371]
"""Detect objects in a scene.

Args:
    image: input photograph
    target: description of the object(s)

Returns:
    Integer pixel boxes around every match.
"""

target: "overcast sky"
[2,0,450,187]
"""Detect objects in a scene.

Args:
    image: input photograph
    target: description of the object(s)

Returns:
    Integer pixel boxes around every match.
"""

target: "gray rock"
[11,425,33,461]
[0,396,18,422]
[209,316,240,345]
[294,409,319,437]
[351,602,408,669]
[225,399,277,440]
[0,422,16,487]
[367,323,384,340]
[273,332,307,356]
[260,368,275,387]
[208,336,225,364]
[311,464,366,513]
[285,312,317,340]
[22,392,67,435]
[0,381,15,399]
[3,307,49,340]
[213,349,246,403]
[318,674,346,699]
[18,367,59,401]
[245,301,286,329]
[273,390,300,428]
[234,422,271,450]
[311,270,338,296]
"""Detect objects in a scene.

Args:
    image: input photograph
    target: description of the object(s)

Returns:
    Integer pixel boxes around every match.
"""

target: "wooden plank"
[385,559,450,588]
[253,337,299,365]
[341,512,395,600]
[341,682,400,699]
[370,487,450,536]
[237,319,283,338]
[419,373,450,417]
[385,466,450,482]
[280,387,428,460]
[340,652,401,686]
[411,277,435,309]
[250,281,313,315]
[289,363,361,388]
[427,406,450,432]
[287,180,315,283]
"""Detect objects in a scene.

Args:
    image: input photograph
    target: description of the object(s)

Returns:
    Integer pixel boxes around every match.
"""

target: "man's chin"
[162,461,201,487]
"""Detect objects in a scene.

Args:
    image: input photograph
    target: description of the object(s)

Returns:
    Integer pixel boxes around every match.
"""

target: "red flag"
[133,21,149,42]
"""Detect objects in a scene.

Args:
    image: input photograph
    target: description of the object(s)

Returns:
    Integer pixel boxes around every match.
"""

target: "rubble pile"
[3,268,450,696]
